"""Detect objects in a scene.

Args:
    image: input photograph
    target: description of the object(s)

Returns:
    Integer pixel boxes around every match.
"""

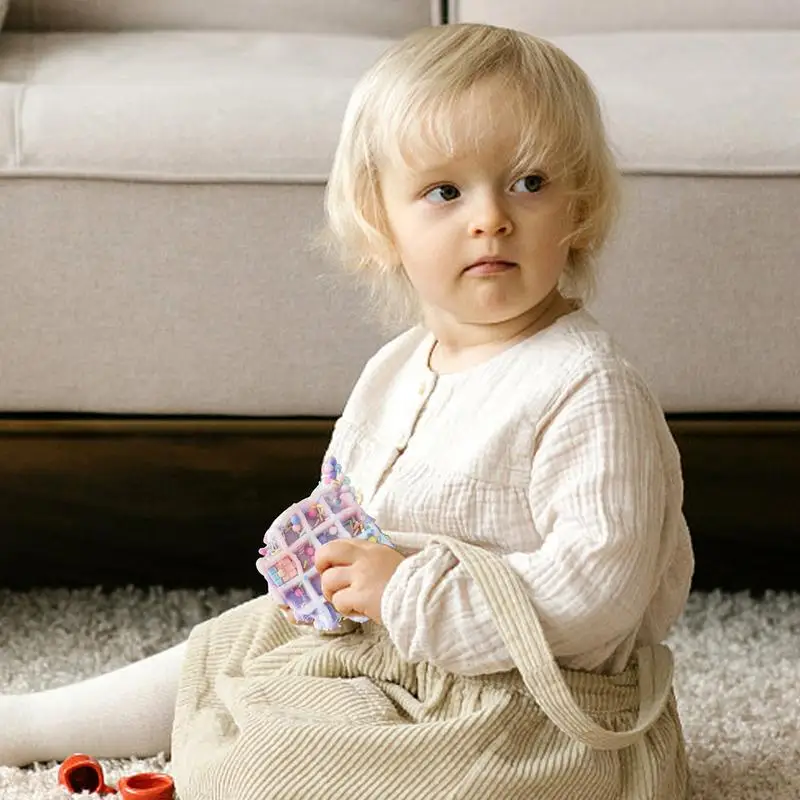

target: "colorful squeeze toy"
[256,457,394,631]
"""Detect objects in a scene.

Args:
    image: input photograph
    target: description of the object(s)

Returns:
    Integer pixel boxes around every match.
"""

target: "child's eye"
[511,174,546,194]
[424,184,461,203]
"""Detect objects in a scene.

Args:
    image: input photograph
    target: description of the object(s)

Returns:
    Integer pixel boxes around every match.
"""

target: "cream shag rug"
[1,588,798,799]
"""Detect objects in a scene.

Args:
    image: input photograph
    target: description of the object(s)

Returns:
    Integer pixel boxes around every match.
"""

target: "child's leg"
[0,641,186,767]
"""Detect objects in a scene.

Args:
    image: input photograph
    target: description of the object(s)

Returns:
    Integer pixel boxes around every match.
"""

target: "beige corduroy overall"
[171,536,689,799]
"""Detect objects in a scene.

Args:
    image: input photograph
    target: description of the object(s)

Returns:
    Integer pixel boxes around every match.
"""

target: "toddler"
[1,23,693,799]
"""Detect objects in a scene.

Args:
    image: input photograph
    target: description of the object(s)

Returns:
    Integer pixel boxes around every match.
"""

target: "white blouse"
[326,308,694,675]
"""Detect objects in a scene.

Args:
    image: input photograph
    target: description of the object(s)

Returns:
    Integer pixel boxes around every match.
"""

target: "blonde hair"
[323,23,620,325]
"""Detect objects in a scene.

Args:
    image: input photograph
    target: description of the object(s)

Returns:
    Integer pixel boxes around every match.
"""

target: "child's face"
[380,89,575,330]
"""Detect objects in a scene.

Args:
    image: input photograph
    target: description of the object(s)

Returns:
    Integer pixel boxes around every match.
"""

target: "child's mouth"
[464,260,518,276]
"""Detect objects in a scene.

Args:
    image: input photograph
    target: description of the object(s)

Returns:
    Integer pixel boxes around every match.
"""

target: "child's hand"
[316,540,406,625]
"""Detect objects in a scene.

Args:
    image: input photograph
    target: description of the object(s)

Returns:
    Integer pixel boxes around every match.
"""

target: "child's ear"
[374,241,401,276]
[566,197,592,249]
[378,226,404,270]
[367,192,402,269]
[567,194,583,225]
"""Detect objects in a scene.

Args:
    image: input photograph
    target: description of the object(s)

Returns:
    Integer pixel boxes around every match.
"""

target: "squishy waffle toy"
[256,457,394,631]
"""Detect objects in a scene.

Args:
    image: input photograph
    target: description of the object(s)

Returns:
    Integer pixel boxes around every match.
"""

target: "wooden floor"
[0,415,798,593]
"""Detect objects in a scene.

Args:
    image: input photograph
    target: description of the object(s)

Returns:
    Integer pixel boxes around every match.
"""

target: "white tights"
[0,641,186,767]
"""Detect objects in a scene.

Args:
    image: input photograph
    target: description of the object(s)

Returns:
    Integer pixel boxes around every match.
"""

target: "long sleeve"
[380,368,673,675]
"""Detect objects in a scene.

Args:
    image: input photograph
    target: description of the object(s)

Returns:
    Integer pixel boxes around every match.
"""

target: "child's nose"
[468,197,513,237]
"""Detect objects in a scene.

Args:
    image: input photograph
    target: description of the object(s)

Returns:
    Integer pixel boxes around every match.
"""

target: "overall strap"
[430,535,675,751]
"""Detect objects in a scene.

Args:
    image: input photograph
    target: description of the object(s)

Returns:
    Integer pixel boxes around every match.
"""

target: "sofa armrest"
[449,0,800,35]
[5,0,439,37]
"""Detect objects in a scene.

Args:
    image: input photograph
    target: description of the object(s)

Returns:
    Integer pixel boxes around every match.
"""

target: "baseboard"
[0,417,333,591]
[1,414,798,593]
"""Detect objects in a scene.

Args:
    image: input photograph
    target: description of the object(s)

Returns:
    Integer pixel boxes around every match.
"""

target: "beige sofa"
[0,1,797,590]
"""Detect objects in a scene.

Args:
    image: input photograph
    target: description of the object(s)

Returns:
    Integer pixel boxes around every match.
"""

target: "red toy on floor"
[58,753,174,799]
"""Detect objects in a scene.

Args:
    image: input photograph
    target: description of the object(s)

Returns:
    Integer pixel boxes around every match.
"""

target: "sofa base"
[1,415,798,593]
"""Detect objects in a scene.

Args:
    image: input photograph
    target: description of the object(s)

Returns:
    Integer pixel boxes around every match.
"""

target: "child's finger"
[316,540,358,572]
[328,586,359,618]
[320,566,351,602]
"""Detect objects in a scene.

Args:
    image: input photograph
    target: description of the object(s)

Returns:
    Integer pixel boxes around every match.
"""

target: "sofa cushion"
[1,174,798,415]
[450,0,800,35]
[1,30,796,182]
[553,32,797,175]
[6,0,437,37]
[0,31,395,181]
[0,178,392,416]
[0,31,800,183]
